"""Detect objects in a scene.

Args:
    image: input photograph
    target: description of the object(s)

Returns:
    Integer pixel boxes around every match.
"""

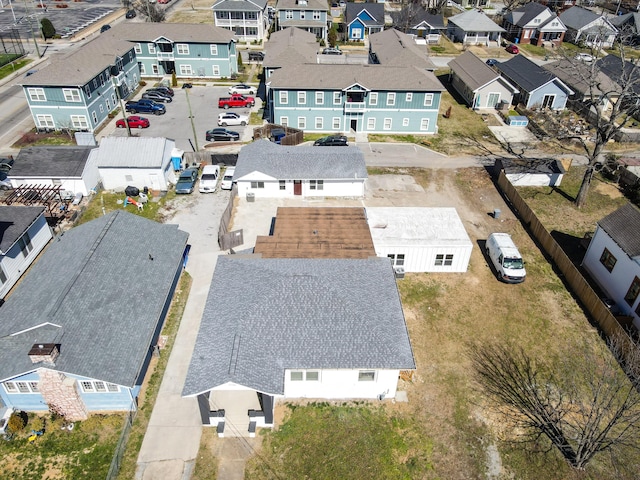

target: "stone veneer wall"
[38,368,89,421]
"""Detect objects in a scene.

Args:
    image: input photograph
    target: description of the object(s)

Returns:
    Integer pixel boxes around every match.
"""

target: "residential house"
[366,207,473,273]
[233,139,367,198]
[496,55,573,110]
[596,55,640,100]
[110,23,238,78]
[448,52,519,110]
[610,12,640,45]
[9,146,100,196]
[559,6,617,48]
[95,137,178,192]
[20,34,140,133]
[212,0,270,42]
[495,157,566,186]
[275,0,330,41]
[0,207,52,300]
[502,2,566,47]
[267,63,444,134]
[263,27,318,82]
[344,2,385,42]
[368,28,436,70]
[582,203,640,328]
[183,256,416,435]
[0,211,189,418]
[534,0,577,13]
[390,8,445,44]
[446,9,506,46]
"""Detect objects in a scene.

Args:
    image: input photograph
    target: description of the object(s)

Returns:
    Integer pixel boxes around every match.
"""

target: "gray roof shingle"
[276,0,328,10]
[234,140,368,180]
[212,0,268,11]
[96,137,174,168]
[264,27,318,67]
[448,51,517,92]
[345,2,385,25]
[598,203,640,257]
[105,22,236,44]
[183,256,416,396]
[0,211,188,387]
[11,146,96,178]
[447,9,506,32]
[0,206,46,254]
[369,28,436,70]
[496,54,569,93]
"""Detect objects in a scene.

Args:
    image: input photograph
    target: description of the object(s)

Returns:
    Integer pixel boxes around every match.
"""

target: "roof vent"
[28,343,60,366]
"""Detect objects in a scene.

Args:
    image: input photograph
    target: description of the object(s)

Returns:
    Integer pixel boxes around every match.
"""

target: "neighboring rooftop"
[496,55,571,93]
[276,0,328,10]
[543,58,616,97]
[345,2,385,26]
[212,0,268,11]
[369,28,436,70]
[448,51,517,93]
[0,206,46,254]
[264,27,318,67]
[496,158,566,175]
[96,137,174,168]
[559,6,604,30]
[447,9,507,32]
[254,207,376,258]
[598,203,640,257]
[11,146,96,178]
[105,22,236,44]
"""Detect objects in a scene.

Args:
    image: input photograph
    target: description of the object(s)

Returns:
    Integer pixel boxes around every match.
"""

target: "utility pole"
[22,0,41,57]
[185,88,199,151]
[112,73,131,137]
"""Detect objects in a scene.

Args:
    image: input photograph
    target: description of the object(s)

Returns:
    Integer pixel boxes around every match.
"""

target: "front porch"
[197,389,274,438]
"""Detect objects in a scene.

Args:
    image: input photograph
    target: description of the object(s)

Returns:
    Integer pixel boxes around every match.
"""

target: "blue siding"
[525,81,569,110]
[349,19,366,40]
[0,372,47,411]
[136,41,237,78]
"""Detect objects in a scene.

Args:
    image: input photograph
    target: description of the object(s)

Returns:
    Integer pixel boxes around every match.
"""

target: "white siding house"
[582,203,640,329]
[96,137,177,191]
[0,207,52,300]
[366,207,473,273]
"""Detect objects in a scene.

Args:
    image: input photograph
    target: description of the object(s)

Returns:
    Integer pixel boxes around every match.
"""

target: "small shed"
[506,115,529,127]
[366,207,473,273]
[495,157,565,186]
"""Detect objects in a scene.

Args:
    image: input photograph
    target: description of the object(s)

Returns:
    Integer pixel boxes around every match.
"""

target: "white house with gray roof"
[582,203,640,329]
[275,0,330,41]
[213,0,270,42]
[559,6,617,48]
[234,139,367,198]
[96,137,177,192]
[446,9,506,46]
[0,206,52,300]
[183,256,416,435]
[0,211,188,418]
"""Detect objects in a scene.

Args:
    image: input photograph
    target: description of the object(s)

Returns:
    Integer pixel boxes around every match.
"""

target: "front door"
[542,94,555,109]
[350,119,357,132]
[487,93,500,108]
[294,180,302,195]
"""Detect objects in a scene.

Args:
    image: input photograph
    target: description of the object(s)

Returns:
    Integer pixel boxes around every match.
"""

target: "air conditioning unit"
[393,266,405,279]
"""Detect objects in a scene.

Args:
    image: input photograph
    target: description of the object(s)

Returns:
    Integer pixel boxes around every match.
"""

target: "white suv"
[218,112,249,127]
[221,167,235,190]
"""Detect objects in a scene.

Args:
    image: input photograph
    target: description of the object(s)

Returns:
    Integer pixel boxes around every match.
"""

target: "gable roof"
[0,211,188,387]
[448,51,518,93]
[105,22,236,44]
[496,54,572,94]
[447,9,506,32]
[183,256,416,396]
[598,203,640,257]
[264,27,318,67]
[11,146,96,178]
[369,28,436,70]
[212,0,267,11]
[559,6,612,31]
[276,0,328,11]
[610,12,640,34]
[345,2,385,25]
[508,2,550,27]
[96,137,174,169]
[0,206,46,255]
[234,140,368,180]
[543,58,616,97]
[595,54,640,95]
[390,8,445,30]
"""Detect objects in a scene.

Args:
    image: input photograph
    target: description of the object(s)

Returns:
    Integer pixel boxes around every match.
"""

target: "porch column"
[197,392,211,425]
[258,393,275,425]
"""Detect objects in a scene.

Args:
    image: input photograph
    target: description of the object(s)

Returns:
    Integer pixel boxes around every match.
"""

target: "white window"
[405,92,412,102]
[84,86,91,98]
[313,10,321,20]
[383,118,392,130]
[310,180,323,190]
[387,93,395,106]
[387,253,405,266]
[279,180,286,190]
[424,93,434,107]
[315,117,323,129]
[148,43,156,54]
[435,254,454,266]
[333,91,341,104]
[99,74,105,87]
[176,44,189,55]
[3,382,18,393]
[367,118,375,130]
[106,98,111,110]
[94,381,107,392]
[70,115,89,129]
[298,116,306,129]
[306,371,319,381]
[369,92,378,105]
[298,91,306,104]
[107,383,119,392]
[139,64,146,75]
[152,65,159,75]
[300,10,305,19]
[315,91,324,105]
[28,382,39,392]
[18,232,32,257]
[28,87,46,101]
[79,380,119,393]
[358,371,376,382]
[36,115,55,128]
[332,117,340,129]
[0,266,7,285]
[280,91,288,104]
[420,118,429,131]
[4,381,39,394]
[179,65,193,75]
[213,65,220,76]
[402,118,409,127]
[290,371,303,381]
[134,43,142,54]
[285,10,293,19]
[210,44,218,55]
[250,181,265,188]
[352,28,362,39]
[280,116,288,127]
[92,111,98,124]
[93,79,98,89]
[290,371,319,381]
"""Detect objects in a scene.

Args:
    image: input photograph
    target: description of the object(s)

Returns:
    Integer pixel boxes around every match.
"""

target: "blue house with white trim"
[0,211,188,419]
[344,3,385,42]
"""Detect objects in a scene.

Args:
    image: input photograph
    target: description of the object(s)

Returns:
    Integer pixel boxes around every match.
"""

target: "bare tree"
[468,335,640,470]
[132,0,166,22]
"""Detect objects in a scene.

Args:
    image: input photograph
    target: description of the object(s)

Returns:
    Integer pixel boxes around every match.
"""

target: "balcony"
[157,52,175,61]
[344,102,366,113]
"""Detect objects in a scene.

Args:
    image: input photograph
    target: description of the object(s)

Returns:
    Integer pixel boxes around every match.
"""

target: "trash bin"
[247,192,255,202]
[493,208,501,219]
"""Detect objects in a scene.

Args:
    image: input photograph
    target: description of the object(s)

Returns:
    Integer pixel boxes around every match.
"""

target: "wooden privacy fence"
[252,124,304,146]
[496,171,635,350]
[218,185,243,250]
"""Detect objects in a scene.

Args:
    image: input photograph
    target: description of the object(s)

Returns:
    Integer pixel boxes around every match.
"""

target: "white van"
[486,233,526,283]
[220,166,235,190]
[199,165,220,193]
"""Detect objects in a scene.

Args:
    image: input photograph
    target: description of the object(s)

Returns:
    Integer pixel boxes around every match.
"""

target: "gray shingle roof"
[0,206,46,254]
[276,0,328,10]
[598,203,640,257]
[183,256,416,396]
[106,22,236,44]
[96,137,174,169]
[345,2,385,25]
[268,63,444,91]
[264,27,318,67]
[11,146,96,178]
[559,6,605,30]
[510,2,550,27]
[212,0,267,12]
[447,9,506,32]
[610,12,640,34]
[234,140,368,180]
[369,28,436,70]
[496,54,570,93]
[543,59,616,97]
[448,51,517,92]
[596,55,640,95]
[0,211,188,387]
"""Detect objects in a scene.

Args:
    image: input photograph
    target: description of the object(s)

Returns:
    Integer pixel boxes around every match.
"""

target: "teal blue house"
[344,3,385,42]
[267,63,444,134]
[275,0,329,42]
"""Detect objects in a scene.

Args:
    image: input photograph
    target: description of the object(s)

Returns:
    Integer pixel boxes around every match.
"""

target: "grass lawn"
[78,190,177,225]
[0,57,31,80]
[12,130,76,148]
[429,37,459,55]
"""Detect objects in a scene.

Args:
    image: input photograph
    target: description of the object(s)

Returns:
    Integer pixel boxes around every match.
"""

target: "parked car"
[116,116,150,129]
[147,86,174,97]
[125,9,136,18]
[125,99,166,115]
[485,58,498,66]
[322,47,342,55]
[100,24,111,33]
[505,44,519,54]
[313,135,348,146]
[485,233,526,283]
[175,168,199,194]
[199,165,220,193]
[218,94,255,109]
[248,51,265,62]
[575,53,595,62]
[142,91,172,103]
[228,84,256,95]
[206,128,240,142]
[220,167,235,190]
[218,112,248,126]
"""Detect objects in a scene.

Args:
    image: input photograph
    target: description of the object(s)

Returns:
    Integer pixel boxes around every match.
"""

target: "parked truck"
[218,94,255,109]
[125,99,166,115]
[485,233,526,283]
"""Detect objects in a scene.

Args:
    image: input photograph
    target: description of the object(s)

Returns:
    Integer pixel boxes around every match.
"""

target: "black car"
[100,24,111,33]
[147,86,175,97]
[206,128,240,142]
[313,135,348,146]
[125,9,136,18]
[248,51,265,61]
[142,91,172,103]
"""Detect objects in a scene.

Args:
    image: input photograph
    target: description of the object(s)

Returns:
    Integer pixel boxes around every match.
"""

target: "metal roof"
[11,146,96,178]
[598,203,640,257]
[96,137,175,169]
[0,206,46,254]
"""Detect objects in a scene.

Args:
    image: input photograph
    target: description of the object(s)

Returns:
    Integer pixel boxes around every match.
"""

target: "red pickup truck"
[218,94,255,109]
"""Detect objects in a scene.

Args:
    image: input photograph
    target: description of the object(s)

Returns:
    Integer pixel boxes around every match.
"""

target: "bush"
[8,411,27,433]
[171,71,177,87]
[139,80,147,86]
[41,18,56,39]
[30,416,45,432]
